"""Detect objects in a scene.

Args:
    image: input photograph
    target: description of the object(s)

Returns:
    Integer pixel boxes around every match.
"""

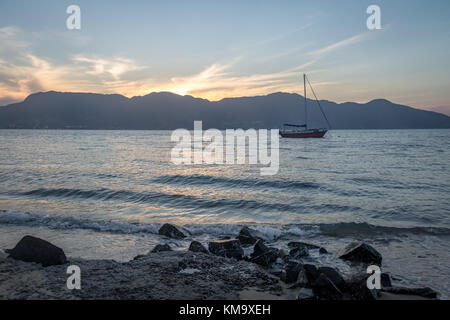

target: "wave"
[317,222,450,237]
[0,210,303,239]
[151,174,321,190]
[7,187,332,213]
[1,210,448,239]
[0,210,159,235]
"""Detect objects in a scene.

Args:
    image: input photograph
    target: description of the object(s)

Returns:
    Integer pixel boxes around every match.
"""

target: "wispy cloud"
[0,26,29,50]
[0,25,379,105]
[309,32,370,57]
[72,55,145,80]
[0,26,153,102]
[151,60,323,100]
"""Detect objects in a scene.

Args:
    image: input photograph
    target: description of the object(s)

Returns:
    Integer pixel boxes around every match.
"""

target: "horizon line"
[1,89,449,117]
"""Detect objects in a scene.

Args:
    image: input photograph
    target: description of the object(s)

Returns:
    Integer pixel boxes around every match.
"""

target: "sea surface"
[0,129,449,298]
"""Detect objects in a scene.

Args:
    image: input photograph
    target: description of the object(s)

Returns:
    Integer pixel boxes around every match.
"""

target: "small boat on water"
[280,74,331,138]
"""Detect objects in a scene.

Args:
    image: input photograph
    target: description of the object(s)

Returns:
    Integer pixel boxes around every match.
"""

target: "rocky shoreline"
[0,224,440,300]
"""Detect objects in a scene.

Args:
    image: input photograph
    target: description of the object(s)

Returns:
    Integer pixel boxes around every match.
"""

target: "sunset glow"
[0,1,449,115]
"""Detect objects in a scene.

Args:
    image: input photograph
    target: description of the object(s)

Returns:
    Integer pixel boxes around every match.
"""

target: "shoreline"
[0,250,435,300]
[0,250,288,300]
[0,224,441,300]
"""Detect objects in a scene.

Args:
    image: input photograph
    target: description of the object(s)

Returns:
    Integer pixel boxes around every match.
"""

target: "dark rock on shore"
[286,264,347,300]
[237,227,268,246]
[338,242,382,265]
[208,240,243,259]
[249,240,279,267]
[280,262,308,285]
[312,273,343,300]
[288,262,437,301]
[189,241,208,254]
[7,235,67,267]
[158,224,187,239]
[303,264,320,283]
[382,286,438,299]
[318,267,346,292]
[289,246,309,259]
[381,273,392,288]
[319,247,328,254]
[151,244,172,253]
[278,249,288,260]
[344,273,378,300]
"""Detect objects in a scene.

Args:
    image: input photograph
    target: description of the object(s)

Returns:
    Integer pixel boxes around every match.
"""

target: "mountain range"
[0,91,449,129]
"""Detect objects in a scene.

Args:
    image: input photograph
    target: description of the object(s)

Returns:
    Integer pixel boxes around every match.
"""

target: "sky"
[0,0,449,115]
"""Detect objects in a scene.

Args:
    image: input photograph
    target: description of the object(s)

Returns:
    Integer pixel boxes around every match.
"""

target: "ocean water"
[0,129,449,297]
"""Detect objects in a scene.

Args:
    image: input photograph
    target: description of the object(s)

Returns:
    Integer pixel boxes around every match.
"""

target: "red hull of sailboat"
[280,129,327,138]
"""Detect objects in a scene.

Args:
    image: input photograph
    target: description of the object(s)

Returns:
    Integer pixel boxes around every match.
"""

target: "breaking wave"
[1,210,448,239]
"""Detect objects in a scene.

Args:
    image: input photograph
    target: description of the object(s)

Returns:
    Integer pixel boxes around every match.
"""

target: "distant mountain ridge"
[0,91,449,129]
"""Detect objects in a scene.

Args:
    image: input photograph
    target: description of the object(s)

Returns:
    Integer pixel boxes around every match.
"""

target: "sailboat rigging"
[280,74,330,138]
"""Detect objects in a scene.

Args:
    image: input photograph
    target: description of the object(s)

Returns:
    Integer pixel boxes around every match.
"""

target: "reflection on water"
[0,129,448,227]
[0,129,449,297]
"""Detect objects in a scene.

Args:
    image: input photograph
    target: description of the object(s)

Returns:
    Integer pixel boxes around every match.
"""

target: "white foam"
[251,225,282,240]
[0,209,160,235]
[284,225,319,237]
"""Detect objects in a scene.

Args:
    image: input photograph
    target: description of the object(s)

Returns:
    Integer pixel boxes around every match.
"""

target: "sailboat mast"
[304,73,307,130]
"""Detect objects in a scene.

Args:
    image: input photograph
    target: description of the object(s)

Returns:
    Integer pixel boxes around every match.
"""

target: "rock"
[7,235,67,267]
[0,250,7,260]
[318,267,346,291]
[158,223,187,239]
[289,246,309,259]
[249,240,279,267]
[178,261,187,270]
[319,247,328,254]
[344,273,378,300]
[188,241,208,254]
[151,244,172,253]
[208,239,243,259]
[278,249,288,259]
[270,269,282,278]
[288,241,320,249]
[312,273,342,300]
[288,241,328,254]
[237,226,268,245]
[280,262,308,285]
[297,288,315,300]
[382,286,438,299]
[303,264,320,283]
[132,254,146,261]
[381,273,392,288]
[338,242,382,265]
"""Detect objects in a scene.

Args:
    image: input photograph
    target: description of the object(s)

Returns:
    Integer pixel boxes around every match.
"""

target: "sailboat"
[280,74,330,138]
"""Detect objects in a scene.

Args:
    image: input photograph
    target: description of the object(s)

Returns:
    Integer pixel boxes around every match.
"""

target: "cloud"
[309,32,370,57]
[0,24,348,105]
[72,55,145,80]
[151,60,325,100]
[0,25,149,103]
[243,23,314,50]
[0,26,29,50]
[0,51,148,104]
